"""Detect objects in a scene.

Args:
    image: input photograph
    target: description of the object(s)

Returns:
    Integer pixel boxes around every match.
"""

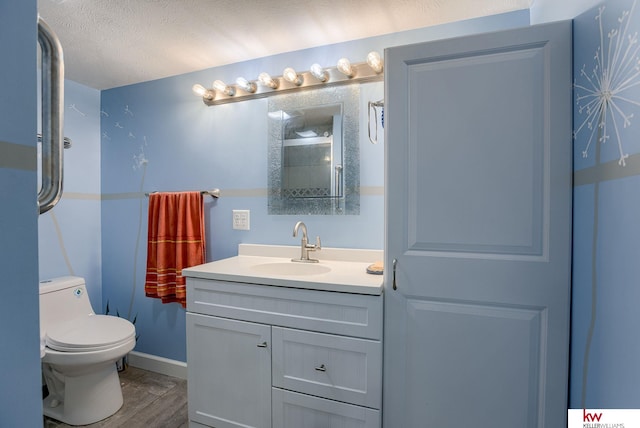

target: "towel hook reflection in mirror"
[368,100,384,144]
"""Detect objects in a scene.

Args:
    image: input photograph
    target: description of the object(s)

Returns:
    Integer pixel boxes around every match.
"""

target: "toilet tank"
[39,276,96,334]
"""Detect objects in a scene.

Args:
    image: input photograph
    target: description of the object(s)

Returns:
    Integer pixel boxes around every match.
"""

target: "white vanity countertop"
[183,244,384,295]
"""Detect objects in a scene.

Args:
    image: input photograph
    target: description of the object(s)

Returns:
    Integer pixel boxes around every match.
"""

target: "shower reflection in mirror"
[267,86,360,215]
[280,104,342,199]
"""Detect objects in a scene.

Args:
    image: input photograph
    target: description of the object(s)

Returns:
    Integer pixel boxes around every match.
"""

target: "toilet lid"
[46,315,136,352]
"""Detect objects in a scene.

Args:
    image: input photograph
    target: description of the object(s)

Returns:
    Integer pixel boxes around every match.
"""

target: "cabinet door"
[384,22,572,428]
[187,313,271,428]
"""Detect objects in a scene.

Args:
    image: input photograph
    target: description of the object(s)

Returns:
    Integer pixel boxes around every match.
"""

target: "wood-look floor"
[43,366,188,428]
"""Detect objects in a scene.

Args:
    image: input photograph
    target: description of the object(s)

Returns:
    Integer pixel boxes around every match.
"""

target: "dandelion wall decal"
[69,103,86,117]
[574,0,640,166]
[133,145,148,171]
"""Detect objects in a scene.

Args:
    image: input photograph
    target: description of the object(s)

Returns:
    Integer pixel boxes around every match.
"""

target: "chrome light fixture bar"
[193,52,384,106]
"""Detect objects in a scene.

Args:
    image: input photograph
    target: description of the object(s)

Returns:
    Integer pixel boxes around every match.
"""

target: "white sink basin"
[250,262,331,276]
[182,245,384,295]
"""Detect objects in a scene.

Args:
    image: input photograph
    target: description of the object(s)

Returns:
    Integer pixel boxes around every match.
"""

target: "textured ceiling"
[37,0,531,90]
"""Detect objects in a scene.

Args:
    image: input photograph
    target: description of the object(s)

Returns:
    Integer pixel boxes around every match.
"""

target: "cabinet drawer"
[187,278,382,339]
[273,388,380,428]
[272,327,382,408]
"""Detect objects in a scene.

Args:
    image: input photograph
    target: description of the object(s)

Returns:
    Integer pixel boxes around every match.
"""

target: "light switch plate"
[232,210,250,230]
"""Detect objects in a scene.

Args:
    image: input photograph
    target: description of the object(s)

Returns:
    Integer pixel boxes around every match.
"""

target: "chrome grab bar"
[37,17,64,215]
[334,165,343,198]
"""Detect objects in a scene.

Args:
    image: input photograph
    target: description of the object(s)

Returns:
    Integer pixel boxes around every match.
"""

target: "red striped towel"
[144,192,205,308]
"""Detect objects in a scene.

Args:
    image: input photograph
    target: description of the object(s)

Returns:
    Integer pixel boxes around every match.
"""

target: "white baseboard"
[127,351,187,380]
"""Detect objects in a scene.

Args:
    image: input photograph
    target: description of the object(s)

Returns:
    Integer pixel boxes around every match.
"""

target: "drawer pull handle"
[315,364,327,372]
[257,341,268,348]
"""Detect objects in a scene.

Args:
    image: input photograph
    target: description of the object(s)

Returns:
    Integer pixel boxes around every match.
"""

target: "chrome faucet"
[292,221,321,263]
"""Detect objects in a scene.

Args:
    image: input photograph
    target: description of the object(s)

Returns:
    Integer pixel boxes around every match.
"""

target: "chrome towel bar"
[144,189,220,198]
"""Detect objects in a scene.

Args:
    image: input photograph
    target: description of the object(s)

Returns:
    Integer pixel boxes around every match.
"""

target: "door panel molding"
[404,297,546,427]
[406,45,548,259]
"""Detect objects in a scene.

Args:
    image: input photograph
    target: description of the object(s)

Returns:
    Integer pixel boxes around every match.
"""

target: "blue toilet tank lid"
[39,276,86,294]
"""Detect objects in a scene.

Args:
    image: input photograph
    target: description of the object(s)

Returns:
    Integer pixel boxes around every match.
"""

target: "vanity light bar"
[193,53,384,106]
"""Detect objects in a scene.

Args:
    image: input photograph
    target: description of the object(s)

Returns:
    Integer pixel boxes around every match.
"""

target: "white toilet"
[40,276,136,426]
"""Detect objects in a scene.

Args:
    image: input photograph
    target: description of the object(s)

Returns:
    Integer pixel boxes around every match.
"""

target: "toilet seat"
[45,315,135,352]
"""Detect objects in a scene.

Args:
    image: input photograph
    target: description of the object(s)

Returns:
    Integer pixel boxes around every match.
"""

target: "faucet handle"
[305,236,321,251]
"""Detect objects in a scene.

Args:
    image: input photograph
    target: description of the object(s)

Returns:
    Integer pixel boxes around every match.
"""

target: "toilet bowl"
[40,276,136,426]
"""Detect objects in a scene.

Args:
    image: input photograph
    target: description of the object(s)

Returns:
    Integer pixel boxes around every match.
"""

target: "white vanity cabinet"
[185,276,383,428]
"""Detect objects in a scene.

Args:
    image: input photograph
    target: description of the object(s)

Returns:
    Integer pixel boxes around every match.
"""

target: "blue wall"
[38,79,102,307]
[530,0,602,23]
[100,11,530,362]
[531,0,640,412]
[0,0,43,425]
[570,0,640,408]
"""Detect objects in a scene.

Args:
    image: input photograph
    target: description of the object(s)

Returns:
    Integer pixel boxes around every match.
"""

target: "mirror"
[268,85,360,215]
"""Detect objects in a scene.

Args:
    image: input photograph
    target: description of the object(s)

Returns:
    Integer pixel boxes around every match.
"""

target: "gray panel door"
[383,21,572,428]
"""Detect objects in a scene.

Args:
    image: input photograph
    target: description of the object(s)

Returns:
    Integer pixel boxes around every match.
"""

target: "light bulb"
[192,84,214,100]
[258,72,279,89]
[337,58,354,77]
[236,77,256,93]
[366,51,383,73]
[283,67,303,86]
[310,63,329,82]
[213,80,235,96]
